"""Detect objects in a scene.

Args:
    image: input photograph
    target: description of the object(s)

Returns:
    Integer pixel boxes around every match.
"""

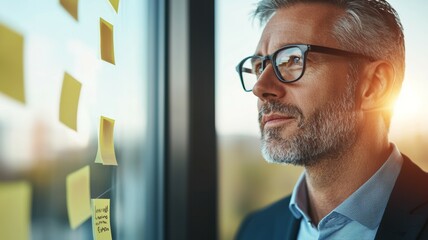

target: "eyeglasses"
[235,44,373,92]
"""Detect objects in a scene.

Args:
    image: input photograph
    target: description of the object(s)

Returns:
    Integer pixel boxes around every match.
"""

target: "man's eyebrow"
[253,50,263,56]
[254,49,273,57]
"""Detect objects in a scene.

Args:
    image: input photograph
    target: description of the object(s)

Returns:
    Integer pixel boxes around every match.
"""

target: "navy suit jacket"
[236,155,428,240]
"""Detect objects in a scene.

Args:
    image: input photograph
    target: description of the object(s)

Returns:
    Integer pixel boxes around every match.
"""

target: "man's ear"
[359,61,395,112]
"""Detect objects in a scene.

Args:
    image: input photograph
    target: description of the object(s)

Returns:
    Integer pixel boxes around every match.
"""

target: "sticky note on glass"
[59,72,81,131]
[92,199,113,240]
[66,165,91,229]
[95,116,118,166]
[60,0,79,21]
[0,181,31,240]
[100,18,115,64]
[0,24,25,104]
[108,0,120,13]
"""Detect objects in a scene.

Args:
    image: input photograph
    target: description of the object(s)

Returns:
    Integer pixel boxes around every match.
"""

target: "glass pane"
[0,1,160,239]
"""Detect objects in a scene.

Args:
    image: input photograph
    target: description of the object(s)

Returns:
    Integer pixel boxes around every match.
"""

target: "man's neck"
[304,139,392,226]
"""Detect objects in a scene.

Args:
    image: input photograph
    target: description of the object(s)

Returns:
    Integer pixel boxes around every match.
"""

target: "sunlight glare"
[393,84,422,122]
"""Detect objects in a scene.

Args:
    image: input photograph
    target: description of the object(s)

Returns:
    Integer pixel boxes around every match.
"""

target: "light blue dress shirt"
[289,144,403,240]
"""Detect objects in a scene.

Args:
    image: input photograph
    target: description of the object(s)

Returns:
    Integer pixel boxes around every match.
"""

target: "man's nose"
[252,64,286,101]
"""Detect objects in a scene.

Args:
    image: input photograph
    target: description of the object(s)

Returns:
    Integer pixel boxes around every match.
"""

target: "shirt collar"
[289,173,310,221]
[289,143,403,229]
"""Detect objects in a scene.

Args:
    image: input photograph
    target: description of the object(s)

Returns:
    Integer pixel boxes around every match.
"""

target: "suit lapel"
[284,216,300,240]
[272,196,300,240]
[375,155,428,239]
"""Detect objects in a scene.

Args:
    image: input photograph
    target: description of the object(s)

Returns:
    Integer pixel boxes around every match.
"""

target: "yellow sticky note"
[95,116,118,166]
[59,72,82,131]
[60,0,79,21]
[0,181,31,240]
[0,24,25,103]
[108,0,120,13]
[92,199,113,240]
[100,18,115,65]
[66,165,91,229]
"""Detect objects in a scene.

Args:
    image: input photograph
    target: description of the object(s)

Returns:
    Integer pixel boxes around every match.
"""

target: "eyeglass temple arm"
[309,45,374,61]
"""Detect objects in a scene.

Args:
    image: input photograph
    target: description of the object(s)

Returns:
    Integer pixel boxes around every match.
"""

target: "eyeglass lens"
[240,46,304,91]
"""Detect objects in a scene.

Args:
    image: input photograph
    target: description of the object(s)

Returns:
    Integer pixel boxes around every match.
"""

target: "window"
[0,1,163,239]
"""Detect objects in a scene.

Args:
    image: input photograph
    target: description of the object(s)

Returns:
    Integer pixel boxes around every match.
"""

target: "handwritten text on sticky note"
[92,198,112,240]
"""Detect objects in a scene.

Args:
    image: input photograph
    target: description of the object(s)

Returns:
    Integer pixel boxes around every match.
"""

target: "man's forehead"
[255,3,344,55]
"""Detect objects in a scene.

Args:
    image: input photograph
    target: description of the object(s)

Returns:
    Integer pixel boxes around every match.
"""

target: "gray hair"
[253,0,405,125]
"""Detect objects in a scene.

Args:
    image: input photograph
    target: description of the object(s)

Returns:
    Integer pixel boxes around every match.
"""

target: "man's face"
[254,3,362,166]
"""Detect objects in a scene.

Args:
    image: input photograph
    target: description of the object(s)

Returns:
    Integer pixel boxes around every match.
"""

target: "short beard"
[259,72,359,166]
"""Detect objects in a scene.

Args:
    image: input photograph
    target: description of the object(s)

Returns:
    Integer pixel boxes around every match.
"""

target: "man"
[235,0,428,239]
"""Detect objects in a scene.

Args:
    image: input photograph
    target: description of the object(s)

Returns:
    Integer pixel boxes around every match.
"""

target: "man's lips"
[262,114,295,127]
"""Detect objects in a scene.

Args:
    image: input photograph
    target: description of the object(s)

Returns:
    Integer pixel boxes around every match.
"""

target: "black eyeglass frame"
[235,44,374,92]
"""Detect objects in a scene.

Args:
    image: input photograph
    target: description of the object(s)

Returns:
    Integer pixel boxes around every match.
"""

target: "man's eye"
[253,64,263,76]
[277,55,302,68]
[290,56,302,65]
